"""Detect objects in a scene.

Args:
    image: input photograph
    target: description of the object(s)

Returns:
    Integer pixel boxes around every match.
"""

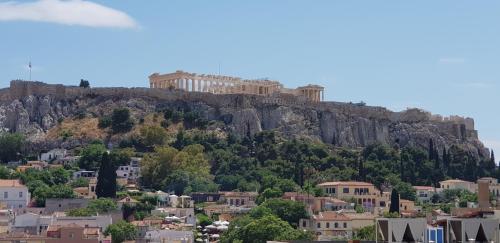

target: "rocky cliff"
[0,80,489,158]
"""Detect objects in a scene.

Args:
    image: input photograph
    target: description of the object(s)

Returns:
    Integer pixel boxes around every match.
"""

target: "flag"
[28,62,31,69]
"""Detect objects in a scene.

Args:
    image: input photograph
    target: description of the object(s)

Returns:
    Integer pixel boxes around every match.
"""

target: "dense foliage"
[0,132,24,163]
[104,220,137,243]
[133,127,498,202]
[111,108,134,133]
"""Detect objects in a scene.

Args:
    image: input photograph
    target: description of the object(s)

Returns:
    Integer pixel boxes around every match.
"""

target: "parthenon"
[149,70,325,102]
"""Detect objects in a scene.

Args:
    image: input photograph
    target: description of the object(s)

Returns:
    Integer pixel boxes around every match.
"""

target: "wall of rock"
[0,80,489,158]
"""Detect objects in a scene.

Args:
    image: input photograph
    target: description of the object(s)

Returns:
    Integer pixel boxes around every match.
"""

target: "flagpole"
[29,61,32,81]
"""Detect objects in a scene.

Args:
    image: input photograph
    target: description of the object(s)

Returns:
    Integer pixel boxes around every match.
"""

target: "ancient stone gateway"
[149,70,325,102]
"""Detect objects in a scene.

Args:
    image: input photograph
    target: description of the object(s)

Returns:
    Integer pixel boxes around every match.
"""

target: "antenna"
[28,61,32,81]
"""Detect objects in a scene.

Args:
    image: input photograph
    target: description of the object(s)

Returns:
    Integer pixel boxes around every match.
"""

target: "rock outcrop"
[0,81,489,158]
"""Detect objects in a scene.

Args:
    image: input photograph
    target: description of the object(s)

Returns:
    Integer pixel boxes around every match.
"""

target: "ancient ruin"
[149,70,325,102]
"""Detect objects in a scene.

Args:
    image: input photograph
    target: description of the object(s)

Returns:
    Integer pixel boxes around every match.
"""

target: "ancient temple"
[149,70,325,102]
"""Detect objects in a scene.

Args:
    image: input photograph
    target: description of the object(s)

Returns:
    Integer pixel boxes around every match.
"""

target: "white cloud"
[0,0,138,29]
[438,57,466,64]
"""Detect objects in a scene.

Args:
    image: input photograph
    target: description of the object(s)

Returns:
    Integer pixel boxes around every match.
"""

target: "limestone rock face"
[0,82,490,159]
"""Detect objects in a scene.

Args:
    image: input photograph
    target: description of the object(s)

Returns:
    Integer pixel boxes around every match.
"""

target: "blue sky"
[0,0,499,157]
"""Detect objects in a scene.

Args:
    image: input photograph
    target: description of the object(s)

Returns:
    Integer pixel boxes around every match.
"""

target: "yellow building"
[439,179,476,193]
[317,181,390,209]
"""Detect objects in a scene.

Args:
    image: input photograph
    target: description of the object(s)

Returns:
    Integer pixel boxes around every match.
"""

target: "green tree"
[98,116,112,129]
[259,199,308,227]
[104,220,137,243]
[79,79,90,88]
[70,178,89,188]
[354,225,375,240]
[50,167,70,185]
[79,141,107,170]
[389,188,400,214]
[0,133,24,163]
[111,108,134,133]
[220,214,311,243]
[88,198,118,213]
[96,152,117,198]
[139,125,167,149]
[196,213,213,227]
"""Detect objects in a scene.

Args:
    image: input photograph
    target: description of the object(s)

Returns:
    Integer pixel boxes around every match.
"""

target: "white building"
[40,149,67,162]
[12,213,113,235]
[116,158,142,180]
[144,230,194,243]
[0,180,30,210]
[413,186,437,203]
[72,170,97,180]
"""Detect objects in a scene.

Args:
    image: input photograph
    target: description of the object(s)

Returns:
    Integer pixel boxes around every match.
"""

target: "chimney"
[478,181,491,209]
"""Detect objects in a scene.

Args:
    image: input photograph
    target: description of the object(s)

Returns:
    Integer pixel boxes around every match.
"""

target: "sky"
[0,0,499,158]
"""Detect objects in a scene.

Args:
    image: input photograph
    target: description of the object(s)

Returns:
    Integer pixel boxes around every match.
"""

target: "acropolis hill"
[0,79,489,159]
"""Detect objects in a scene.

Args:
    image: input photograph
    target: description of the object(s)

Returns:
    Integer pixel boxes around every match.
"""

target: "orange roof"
[317,181,374,187]
[0,180,25,188]
[314,211,351,221]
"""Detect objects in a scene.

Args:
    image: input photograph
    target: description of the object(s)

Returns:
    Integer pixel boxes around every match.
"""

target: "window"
[343,188,349,193]
[317,223,321,228]
[19,191,23,198]
[343,222,347,228]
[3,192,7,199]
[326,222,330,228]
[334,222,339,228]
[302,221,306,227]
[69,233,74,238]
[18,204,22,208]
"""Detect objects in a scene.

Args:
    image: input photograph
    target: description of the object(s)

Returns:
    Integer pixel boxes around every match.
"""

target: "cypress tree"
[389,188,400,214]
[428,139,434,161]
[492,150,496,165]
[96,152,117,198]
[358,158,365,181]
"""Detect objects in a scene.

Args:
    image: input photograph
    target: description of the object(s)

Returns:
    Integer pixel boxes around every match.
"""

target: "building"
[399,199,415,212]
[40,149,67,162]
[413,186,437,203]
[375,218,426,243]
[191,192,223,204]
[46,223,110,243]
[72,170,96,180]
[436,217,499,243]
[116,165,140,181]
[439,179,476,193]
[221,191,257,207]
[477,177,500,199]
[115,158,141,181]
[45,199,89,214]
[149,70,325,102]
[151,207,196,226]
[143,230,194,243]
[12,213,113,235]
[282,192,350,214]
[88,178,97,199]
[317,181,390,211]
[0,180,30,210]
[16,161,47,172]
[299,211,352,240]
